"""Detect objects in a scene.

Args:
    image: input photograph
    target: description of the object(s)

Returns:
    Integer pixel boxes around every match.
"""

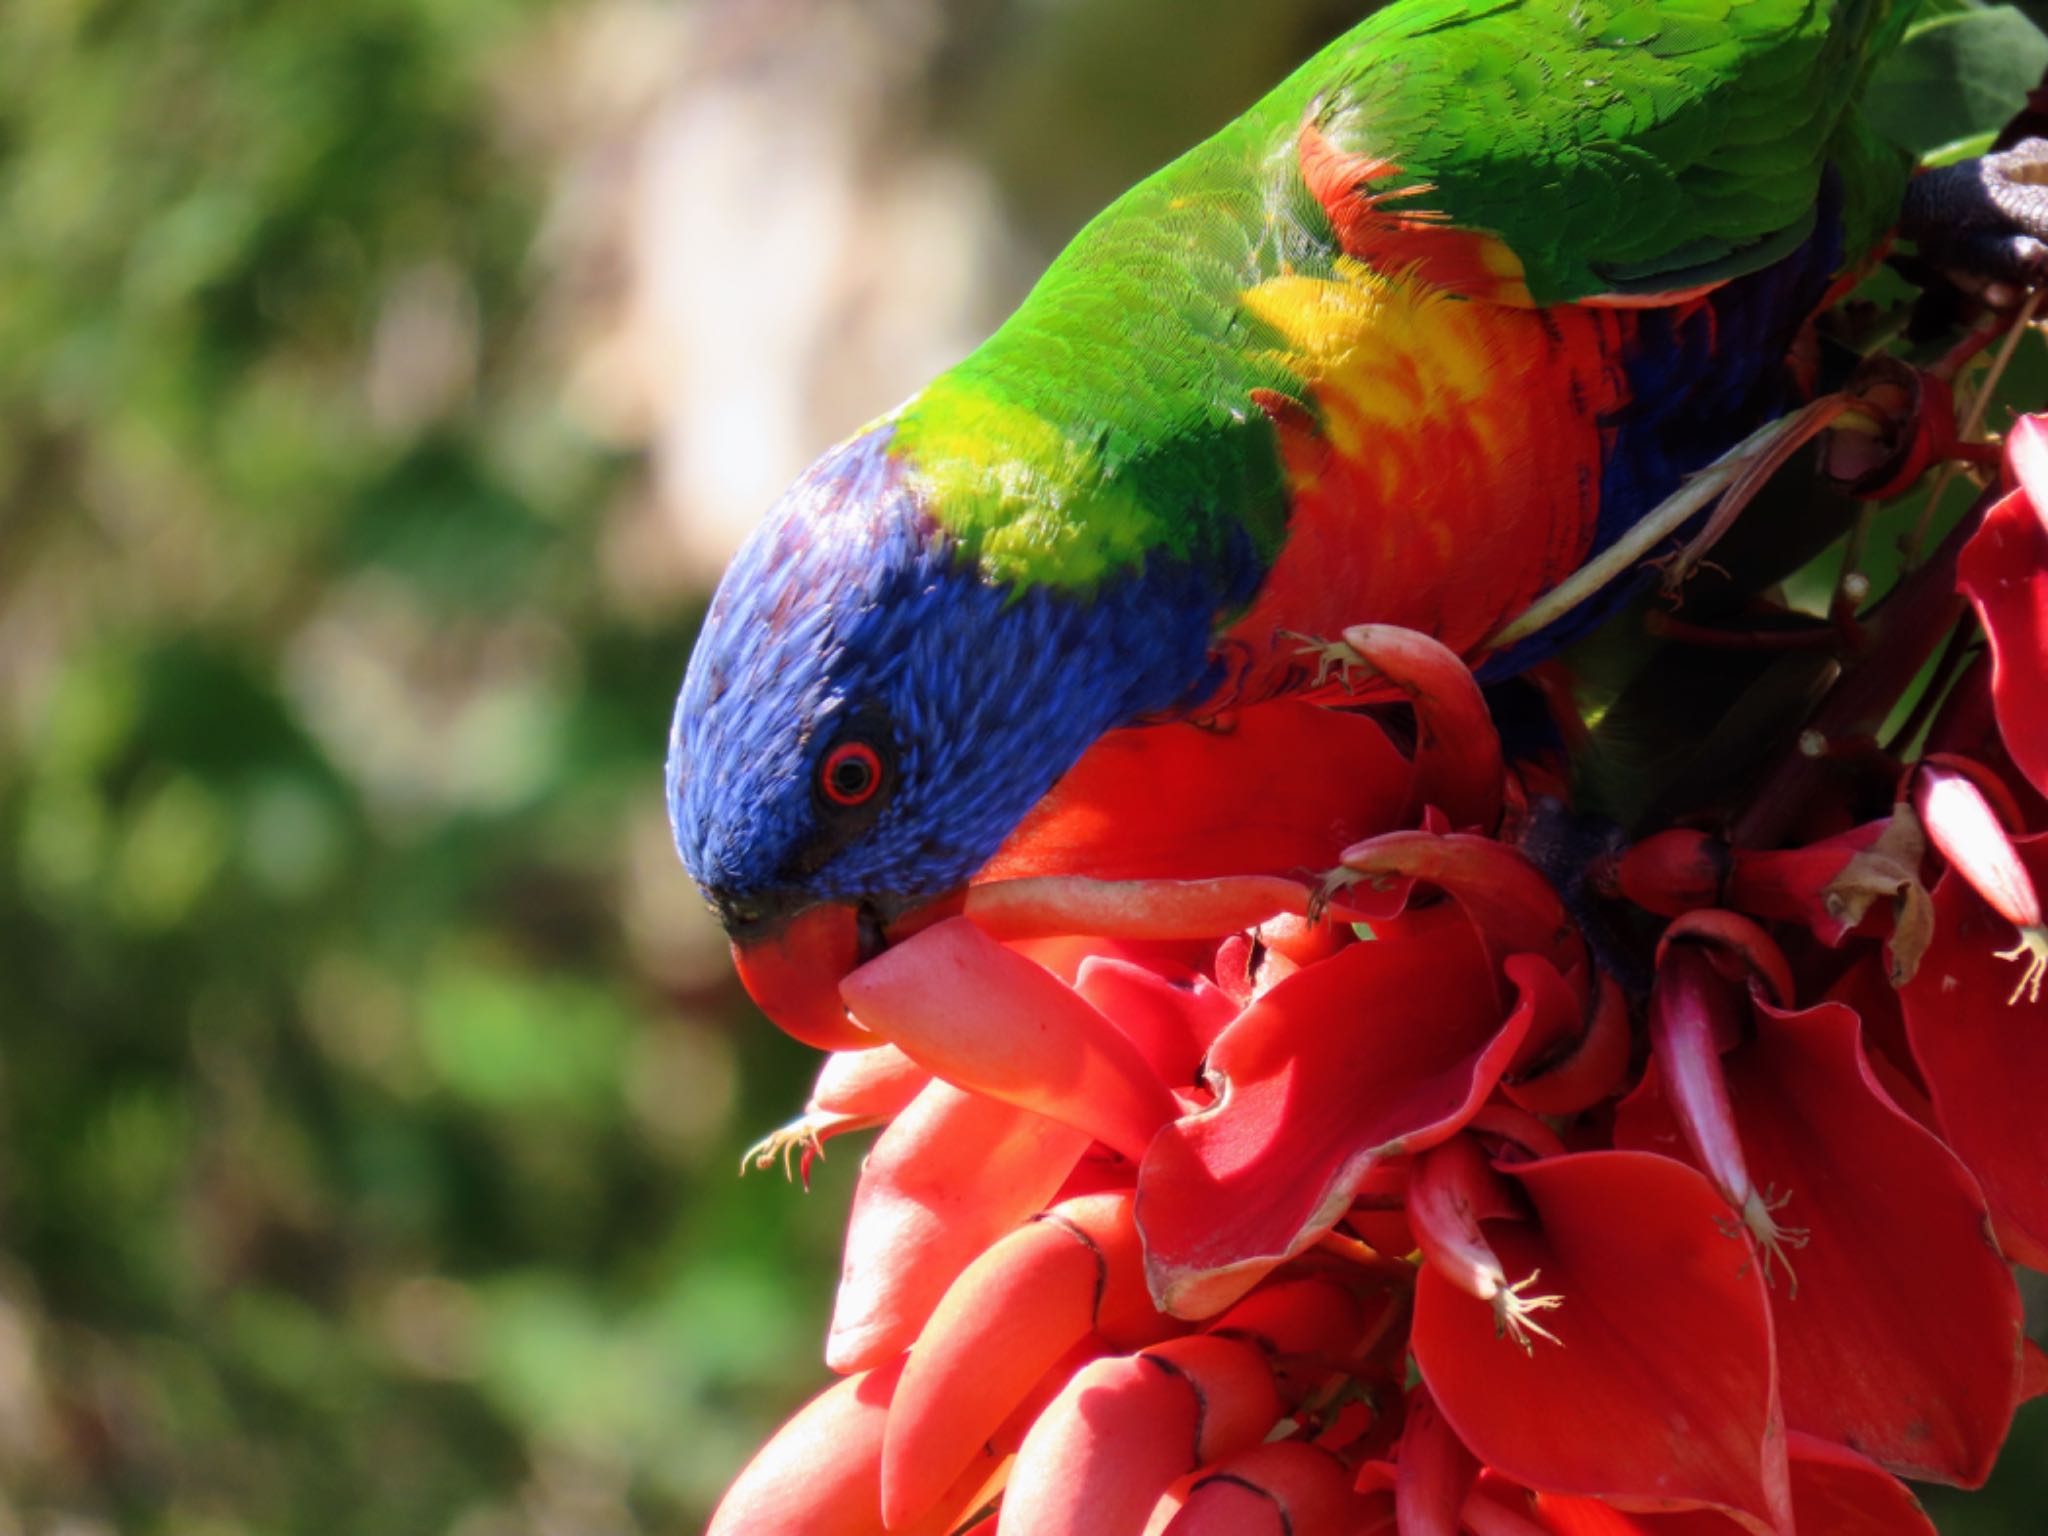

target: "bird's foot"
[740,1115,837,1182]
[1904,137,2048,305]
[1277,629,1374,693]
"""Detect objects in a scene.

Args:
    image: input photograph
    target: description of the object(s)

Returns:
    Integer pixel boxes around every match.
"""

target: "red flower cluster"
[709,426,2048,1536]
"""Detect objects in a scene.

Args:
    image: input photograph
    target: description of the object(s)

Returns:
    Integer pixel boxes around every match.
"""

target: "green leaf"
[1867,5,2048,159]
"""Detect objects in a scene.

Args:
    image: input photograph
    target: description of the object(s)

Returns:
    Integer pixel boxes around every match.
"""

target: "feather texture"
[670,0,1922,919]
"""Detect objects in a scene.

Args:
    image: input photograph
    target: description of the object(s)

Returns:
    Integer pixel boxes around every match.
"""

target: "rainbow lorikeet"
[667,0,2047,1041]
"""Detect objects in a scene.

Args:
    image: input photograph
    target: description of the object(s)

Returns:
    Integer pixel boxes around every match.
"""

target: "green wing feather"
[1304,0,1920,302]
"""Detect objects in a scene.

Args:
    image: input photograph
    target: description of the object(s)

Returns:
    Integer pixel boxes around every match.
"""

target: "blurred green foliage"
[1,1,2044,1532]
[0,1,857,1529]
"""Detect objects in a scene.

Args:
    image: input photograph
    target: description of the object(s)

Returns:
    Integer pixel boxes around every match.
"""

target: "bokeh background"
[0,1,2041,1530]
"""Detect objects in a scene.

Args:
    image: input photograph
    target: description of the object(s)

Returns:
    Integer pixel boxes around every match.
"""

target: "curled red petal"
[1898,831,2048,1269]
[1503,971,1631,1116]
[1209,1274,1364,1367]
[1256,910,1354,966]
[841,918,1179,1163]
[706,1357,1002,1536]
[1397,1386,1483,1536]
[1463,1484,1561,1536]
[1616,1000,2023,1485]
[1912,761,2044,928]
[1074,956,1211,1089]
[1958,481,2048,801]
[881,1189,1177,1528]
[807,1043,929,1121]
[1407,1134,1523,1313]
[1151,1333,1284,1464]
[1467,1102,1570,1161]
[1501,953,1589,1079]
[1722,817,1921,952]
[1778,1433,1939,1536]
[1413,1150,1790,1535]
[2007,411,2048,514]
[1334,830,1579,973]
[706,1359,902,1536]
[827,1080,1086,1373]
[981,701,1411,883]
[1138,913,1529,1317]
[1648,944,1765,1222]
[1654,911,1794,1011]
[1819,953,1933,1122]
[1005,1335,1280,1536]
[1162,1441,1367,1536]
[1531,1436,1941,1536]
[1340,622,1504,831]
[1615,830,1729,918]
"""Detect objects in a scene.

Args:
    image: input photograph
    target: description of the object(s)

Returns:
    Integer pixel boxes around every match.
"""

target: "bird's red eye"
[820,740,884,807]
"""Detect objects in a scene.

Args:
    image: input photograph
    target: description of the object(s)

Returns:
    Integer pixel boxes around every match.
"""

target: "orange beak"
[727,891,970,1051]
[729,902,876,1051]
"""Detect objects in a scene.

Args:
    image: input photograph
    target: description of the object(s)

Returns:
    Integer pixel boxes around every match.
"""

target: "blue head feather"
[668,421,1242,929]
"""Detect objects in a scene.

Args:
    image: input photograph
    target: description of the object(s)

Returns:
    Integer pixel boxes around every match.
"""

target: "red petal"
[827,1080,1086,1372]
[841,918,1180,1163]
[1616,1001,2023,1486]
[1647,944,1765,1219]
[1501,953,1596,1079]
[2007,412,2048,510]
[1898,831,2048,1269]
[880,1215,1098,1527]
[1340,622,1504,831]
[980,700,1411,883]
[1074,956,1212,1088]
[1397,1386,1482,1536]
[1412,1151,1790,1535]
[1004,1335,1279,1536]
[1958,483,2048,800]
[1532,1437,1939,1536]
[1138,912,1528,1317]
[1464,1486,1568,1536]
[1777,1434,1939,1536]
[1912,762,2043,927]
[1334,830,1579,974]
[707,1359,902,1536]
[1819,953,1931,1119]
[807,1043,930,1121]
[1615,830,1729,917]
[1207,1275,1364,1361]
[706,1357,1003,1536]
[1161,1442,1365,1536]
[1723,826,1894,948]
[1502,971,1631,1117]
[1407,1133,1525,1315]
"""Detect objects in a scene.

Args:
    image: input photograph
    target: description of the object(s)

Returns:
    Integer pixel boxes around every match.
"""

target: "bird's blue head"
[667,421,1231,1044]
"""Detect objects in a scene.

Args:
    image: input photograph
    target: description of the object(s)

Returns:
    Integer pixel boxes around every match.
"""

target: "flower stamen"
[1718,1185,1811,1296]
[1492,1269,1566,1354]
[1997,925,2048,1005]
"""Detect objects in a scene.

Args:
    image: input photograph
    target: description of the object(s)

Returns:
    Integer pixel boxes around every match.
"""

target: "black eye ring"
[819,739,885,808]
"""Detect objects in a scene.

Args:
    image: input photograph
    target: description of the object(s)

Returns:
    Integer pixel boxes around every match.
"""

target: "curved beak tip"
[729,903,877,1052]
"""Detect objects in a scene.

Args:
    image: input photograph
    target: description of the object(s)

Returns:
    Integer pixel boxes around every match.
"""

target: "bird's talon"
[1278,629,1374,693]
